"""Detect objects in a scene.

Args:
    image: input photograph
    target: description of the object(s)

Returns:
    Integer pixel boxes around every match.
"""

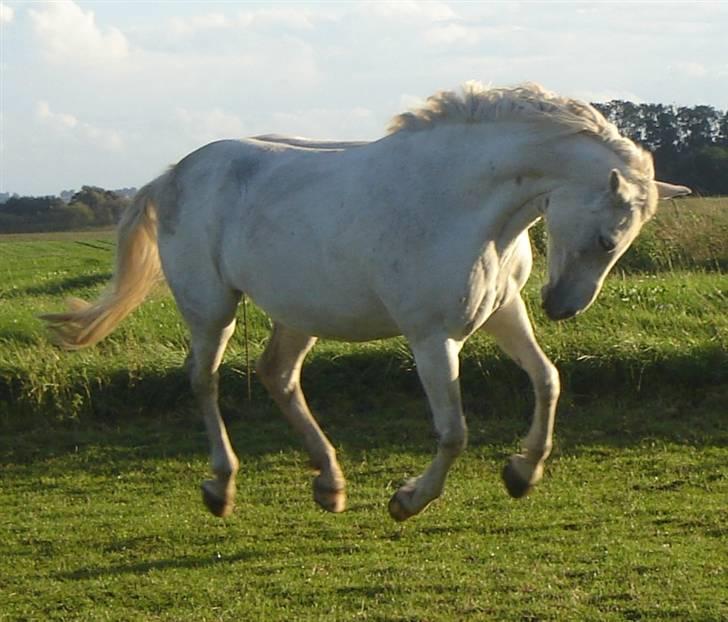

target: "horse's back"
[156,138,345,238]
[154,139,400,340]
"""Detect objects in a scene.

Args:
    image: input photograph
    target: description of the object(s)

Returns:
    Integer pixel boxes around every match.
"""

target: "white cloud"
[671,61,708,79]
[399,94,426,112]
[36,101,78,129]
[237,7,317,31]
[424,23,482,46]
[270,106,377,139]
[174,107,247,144]
[167,7,317,38]
[29,0,129,65]
[132,11,322,89]
[359,0,456,21]
[169,12,230,37]
[36,100,124,152]
[0,2,14,24]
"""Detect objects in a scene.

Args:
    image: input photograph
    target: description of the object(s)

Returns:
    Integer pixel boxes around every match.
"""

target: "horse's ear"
[609,169,622,195]
[655,181,692,200]
[609,169,630,201]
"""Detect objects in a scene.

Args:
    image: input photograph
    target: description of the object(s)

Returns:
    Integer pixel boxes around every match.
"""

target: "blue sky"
[1,0,726,196]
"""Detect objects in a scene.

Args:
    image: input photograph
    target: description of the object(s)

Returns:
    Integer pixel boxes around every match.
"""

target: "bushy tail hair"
[41,177,167,350]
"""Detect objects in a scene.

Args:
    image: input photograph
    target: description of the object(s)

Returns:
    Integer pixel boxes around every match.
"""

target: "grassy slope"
[0,198,726,620]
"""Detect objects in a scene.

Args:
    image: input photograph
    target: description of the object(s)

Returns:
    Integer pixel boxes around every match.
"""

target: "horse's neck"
[405,121,618,187]
[380,124,613,250]
[450,125,563,240]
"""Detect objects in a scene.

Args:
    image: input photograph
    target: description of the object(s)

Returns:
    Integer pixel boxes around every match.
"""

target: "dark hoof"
[388,489,415,522]
[313,477,346,513]
[201,482,233,518]
[502,460,533,499]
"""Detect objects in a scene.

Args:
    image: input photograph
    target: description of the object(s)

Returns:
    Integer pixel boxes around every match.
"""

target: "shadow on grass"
[55,550,259,581]
[2,343,726,469]
[0,327,43,345]
[4,273,111,300]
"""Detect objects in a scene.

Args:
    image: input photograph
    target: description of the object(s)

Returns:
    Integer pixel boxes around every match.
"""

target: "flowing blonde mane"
[389,81,653,181]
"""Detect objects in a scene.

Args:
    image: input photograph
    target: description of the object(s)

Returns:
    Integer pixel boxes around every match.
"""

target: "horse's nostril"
[598,235,616,253]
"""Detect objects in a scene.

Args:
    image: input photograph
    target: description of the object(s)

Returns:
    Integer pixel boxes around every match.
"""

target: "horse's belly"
[227,252,400,341]
[249,288,401,341]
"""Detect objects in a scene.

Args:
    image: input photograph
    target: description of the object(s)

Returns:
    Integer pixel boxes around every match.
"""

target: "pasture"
[1,197,726,621]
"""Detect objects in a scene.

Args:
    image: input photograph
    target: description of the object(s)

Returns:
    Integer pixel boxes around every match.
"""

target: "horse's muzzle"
[541,283,579,321]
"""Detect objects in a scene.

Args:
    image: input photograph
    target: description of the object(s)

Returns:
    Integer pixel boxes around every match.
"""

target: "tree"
[0,196,67,232]
[0,188,131,233]
[65,202,95,229]
[594,100,727,194]
[68,186,130,226]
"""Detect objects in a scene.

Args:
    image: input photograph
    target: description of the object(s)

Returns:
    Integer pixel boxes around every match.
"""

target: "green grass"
[0,197,726,620]
[1,398,726,621]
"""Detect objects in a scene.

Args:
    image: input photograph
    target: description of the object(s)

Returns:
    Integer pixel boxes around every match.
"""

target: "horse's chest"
[448,260,519,339]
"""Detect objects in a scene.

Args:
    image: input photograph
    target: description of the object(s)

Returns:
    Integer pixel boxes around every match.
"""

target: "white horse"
[42,82,690,521]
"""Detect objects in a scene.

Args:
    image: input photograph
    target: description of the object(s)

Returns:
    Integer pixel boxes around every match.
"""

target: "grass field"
[0,198,726,620]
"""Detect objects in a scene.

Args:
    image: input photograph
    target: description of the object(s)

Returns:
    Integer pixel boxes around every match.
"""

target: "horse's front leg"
[389,335,467,521]
[483,294,560,498]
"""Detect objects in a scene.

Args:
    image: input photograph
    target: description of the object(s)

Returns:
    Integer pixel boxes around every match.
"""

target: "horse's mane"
[388,81,653,181]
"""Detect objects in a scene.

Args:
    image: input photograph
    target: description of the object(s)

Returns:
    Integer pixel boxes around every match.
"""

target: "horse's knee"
[440,421,467,455]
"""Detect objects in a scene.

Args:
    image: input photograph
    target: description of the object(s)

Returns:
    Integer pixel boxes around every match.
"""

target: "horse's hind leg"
[256,322,346,513]
[483,294,560,498]
[169,275,241,518]
[189,314,240,517]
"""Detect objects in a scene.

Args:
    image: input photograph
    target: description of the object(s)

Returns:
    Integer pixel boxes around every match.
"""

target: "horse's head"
[541,170,690,321]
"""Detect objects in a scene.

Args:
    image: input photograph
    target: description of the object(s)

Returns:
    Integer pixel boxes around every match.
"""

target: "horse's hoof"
[313,477,346,513]
[201,481,234,518]
[501,458,533,499]
[388,489,416,522]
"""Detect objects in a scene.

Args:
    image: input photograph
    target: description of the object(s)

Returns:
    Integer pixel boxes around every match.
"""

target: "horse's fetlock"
[213,461,238,480]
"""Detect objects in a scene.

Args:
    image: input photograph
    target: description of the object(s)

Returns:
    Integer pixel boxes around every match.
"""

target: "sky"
[1,0,727,196]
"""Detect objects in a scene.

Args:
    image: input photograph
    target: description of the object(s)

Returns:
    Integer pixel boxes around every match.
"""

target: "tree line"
[1,100,725,234]
[592,101,727,195]
[0,186,131,234]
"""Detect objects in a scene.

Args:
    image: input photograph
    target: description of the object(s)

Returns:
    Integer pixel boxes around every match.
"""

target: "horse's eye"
[598,235,617,253]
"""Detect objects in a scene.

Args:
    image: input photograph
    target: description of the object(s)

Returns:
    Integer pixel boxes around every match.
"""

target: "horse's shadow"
[2,273,111,300]
[54,549,259,581]
[3,344,726,470]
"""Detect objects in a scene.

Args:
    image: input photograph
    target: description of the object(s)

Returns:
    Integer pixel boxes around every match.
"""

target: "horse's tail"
[41,174,169,350]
